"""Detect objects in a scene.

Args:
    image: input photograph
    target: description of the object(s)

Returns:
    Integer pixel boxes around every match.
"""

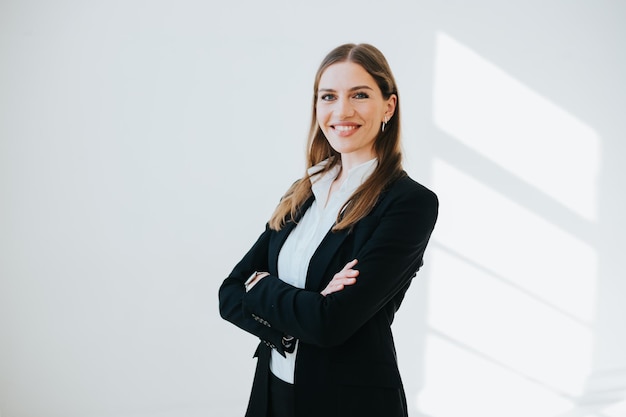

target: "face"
[316,61,396,167]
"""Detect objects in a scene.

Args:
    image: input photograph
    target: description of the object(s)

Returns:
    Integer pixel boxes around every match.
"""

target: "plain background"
[1,1,625,416]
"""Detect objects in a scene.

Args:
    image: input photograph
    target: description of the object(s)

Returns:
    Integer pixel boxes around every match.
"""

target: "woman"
[219,43,438,417]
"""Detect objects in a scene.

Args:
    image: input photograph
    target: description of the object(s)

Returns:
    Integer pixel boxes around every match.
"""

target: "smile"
[332,124,360,132]
[335,125,357,132]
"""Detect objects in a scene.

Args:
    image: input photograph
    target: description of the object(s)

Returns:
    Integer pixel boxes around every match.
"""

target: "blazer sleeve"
[241,183,438,348]
[218,224,288,356]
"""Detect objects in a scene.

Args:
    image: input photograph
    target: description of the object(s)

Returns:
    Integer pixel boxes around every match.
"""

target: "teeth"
[334,125,358,132]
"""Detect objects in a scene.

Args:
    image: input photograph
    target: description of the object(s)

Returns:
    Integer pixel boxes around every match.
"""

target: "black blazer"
[219,174,438,417]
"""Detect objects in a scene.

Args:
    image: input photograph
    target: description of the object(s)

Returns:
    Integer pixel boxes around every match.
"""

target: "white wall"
[1,1,625,416]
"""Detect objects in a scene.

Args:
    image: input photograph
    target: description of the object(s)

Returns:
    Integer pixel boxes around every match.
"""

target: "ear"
[384,94,397,119]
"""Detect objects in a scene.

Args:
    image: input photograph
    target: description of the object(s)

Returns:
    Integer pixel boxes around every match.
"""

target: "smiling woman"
[218,43,438,417]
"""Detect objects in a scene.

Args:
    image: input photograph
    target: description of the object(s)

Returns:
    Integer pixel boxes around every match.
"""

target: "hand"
[321,259,359,297]
[245,272,269,292]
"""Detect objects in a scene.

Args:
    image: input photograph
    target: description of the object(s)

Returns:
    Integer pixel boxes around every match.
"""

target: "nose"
[335,96,354,118]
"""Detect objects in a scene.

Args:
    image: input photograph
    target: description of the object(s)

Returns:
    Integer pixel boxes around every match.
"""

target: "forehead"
[318,61,378,90]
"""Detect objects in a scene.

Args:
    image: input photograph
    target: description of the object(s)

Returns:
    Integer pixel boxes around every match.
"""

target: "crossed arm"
[219,185,438,350]
[246,259,359,296]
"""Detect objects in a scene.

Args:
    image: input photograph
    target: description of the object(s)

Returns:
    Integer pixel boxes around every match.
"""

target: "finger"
[331,277,357,293]
[322,286,337,296]
[327,283,345,295]
[335,269,359,279]
[341,259,358,271]
[322,276,357,296]
[336,265,359,278]
[345,269,359,278]
[332,277,357,291]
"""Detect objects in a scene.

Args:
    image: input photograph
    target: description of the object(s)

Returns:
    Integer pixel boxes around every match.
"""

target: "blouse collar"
[307,158,378,208]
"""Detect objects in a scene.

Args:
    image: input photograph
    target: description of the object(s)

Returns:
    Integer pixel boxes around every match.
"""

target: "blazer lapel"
[305,226,351,292]
[268,196,315,275]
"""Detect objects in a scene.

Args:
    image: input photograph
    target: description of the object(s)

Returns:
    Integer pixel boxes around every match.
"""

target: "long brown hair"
[269,43,405,231]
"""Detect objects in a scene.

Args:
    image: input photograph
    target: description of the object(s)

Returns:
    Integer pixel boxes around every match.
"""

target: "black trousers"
[268,371,295,417]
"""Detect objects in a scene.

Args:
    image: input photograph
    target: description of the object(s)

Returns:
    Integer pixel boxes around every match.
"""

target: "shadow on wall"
[407,2,626,416]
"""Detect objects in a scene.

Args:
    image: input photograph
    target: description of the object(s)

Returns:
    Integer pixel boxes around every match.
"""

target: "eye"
[319,93,336,101]
[353,91,369,99]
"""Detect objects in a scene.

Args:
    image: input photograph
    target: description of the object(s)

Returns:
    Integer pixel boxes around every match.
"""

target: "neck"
[339,152,375,173]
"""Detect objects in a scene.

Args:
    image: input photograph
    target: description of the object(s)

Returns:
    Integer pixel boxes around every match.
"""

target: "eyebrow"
[317,85,374,93]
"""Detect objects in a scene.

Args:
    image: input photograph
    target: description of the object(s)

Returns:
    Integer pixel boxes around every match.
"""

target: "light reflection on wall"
[419,32,601,417]
[433,32,600,223]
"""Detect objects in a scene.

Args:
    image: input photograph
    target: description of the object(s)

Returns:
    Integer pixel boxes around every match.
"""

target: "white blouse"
[270,158,378,383]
